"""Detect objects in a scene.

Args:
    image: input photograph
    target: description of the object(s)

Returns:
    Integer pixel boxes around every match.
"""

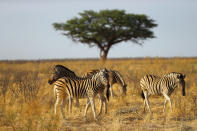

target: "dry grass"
[0,58,197,131]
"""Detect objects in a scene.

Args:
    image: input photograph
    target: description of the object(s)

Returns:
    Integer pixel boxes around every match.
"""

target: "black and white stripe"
[109,70,127,97]
[48,65,77,85]
[53,68,110,119]
[140,72,186,113]
[82,69,127,97]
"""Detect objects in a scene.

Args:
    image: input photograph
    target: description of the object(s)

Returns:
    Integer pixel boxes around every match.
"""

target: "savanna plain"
[0,58,197,131]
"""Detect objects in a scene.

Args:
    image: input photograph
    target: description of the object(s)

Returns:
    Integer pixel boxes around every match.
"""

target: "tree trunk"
[100,49,109,62]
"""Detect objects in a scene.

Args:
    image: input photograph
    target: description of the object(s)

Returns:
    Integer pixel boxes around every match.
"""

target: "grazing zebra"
[48,64,76,85]
[53,68,110,120]
[82,69,127,97]
[140,72,186,113]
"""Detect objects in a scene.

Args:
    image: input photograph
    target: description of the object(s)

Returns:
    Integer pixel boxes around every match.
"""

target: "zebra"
[140,72,186,113]
[48,64,76,85]
[53,68,110,120]
[48,64,83,110]
[48,65,109,113]
[82,69,127,97]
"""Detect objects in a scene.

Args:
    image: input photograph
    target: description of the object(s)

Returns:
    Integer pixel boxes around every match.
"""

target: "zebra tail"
[141,91,145,99]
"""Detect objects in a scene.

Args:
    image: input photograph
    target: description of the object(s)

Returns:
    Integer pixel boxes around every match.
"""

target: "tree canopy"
[53,9,157,60]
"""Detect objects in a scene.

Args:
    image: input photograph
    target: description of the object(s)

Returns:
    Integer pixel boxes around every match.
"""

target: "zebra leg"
[54,97,61,115]
[163,93,172,110]
[143,99,146,112]
[84,99,90,117]
[68,96,73,114]
[89,97,97,120]
[98,94,107,116]
[110,85,114,97]
[163,99,167,112]
[98,96,103,116]
[60,98,66,119]
[102,95,107,114]
[75,98,80,108]
[144,91,151,113]
[55,97,66,119]
[75,98,81,112]
[103,96,107,114]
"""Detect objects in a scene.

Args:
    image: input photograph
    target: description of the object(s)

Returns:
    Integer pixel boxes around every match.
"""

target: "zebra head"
[122,84,127,95]
[48,71,64,85]
[48,65,76,85]
[169,72,186,96]
[48,74,55,85]
[176,73,186,96]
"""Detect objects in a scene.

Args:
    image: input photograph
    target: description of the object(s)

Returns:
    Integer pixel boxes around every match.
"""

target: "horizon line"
[0,56,197,62]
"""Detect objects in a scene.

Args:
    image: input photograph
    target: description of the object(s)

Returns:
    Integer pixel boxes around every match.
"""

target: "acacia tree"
[53,9,157,61]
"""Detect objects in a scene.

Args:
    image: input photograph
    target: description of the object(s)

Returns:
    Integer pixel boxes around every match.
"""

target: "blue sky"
[0,0,197,60]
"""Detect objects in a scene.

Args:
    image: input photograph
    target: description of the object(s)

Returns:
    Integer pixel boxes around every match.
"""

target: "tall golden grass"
[0,58,197,130]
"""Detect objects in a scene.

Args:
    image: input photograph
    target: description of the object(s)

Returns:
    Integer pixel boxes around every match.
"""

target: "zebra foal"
[140,72,186,113]
[53,68,110,120]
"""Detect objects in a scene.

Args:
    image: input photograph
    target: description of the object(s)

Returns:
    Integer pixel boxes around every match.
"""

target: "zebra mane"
[53,65,75,75]
[91,70,100,78]
[82,69,99,78]
[164,72,182,78]
[48,64,77,85]
[90,69,106,83]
